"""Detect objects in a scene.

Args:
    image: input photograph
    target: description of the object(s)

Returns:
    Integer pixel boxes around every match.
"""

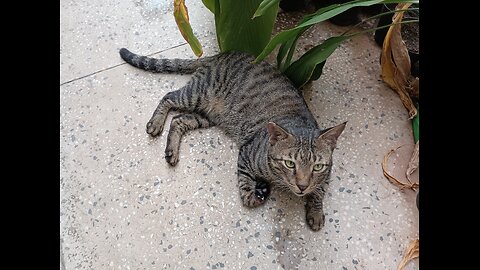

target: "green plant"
[175,0,418,87]
[175,0,419,154]
[412,107,419,143]
[253,0,419,88]
[176,0,279,57]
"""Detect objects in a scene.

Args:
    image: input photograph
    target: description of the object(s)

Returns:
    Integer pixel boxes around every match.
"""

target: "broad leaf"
[215,0,279,56]
[284,35,349,88]
[253,0,281,19]
[174,0,203,57]
[277,42,291,69]
[309,61,327,82]
[278,28,308,71]
[254,28,303,63]
[295,0,383,29]
[202,0,215,13]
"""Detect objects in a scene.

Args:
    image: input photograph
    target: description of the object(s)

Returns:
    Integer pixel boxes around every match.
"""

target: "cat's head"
[266,121,346,197]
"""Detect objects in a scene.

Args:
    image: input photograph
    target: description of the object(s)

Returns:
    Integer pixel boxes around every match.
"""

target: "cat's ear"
[316,122,347,149]
[267,122,292,145]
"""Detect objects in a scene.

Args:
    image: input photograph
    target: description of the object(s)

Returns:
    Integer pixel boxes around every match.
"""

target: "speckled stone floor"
[60,1,419,269]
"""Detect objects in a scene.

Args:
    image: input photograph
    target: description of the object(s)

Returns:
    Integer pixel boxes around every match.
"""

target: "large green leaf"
[297,0,418,29]
[284,35,349,88]
[202,0,215,13]
[214,0,279,56]
[295,0,383,28]
[254,27,303,63]
[277,28,307,71]
[253,0,281,19]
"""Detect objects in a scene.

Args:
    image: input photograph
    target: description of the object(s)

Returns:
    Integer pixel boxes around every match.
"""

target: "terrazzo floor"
[60,1,419,269]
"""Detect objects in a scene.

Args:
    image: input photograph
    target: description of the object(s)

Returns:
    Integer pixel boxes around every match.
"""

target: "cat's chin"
[292,191,309,197]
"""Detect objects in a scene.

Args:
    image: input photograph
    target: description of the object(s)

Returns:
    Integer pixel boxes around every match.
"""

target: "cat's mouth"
[292,190,309,197]
[283,182,311,197]
[288,182,312,196]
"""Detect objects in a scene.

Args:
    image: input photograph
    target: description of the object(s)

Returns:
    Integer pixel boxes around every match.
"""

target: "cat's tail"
[119,48,210,74]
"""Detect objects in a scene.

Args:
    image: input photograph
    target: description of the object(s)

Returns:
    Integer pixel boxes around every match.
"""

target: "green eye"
[284,160,295,169]
[313,164,324,171]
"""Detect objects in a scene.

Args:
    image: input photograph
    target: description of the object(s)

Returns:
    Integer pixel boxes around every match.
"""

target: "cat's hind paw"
[165,149,179,166]
[146,116,164,137]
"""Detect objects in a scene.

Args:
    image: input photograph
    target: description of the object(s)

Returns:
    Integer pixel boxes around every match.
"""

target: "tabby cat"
[119,48,346,231]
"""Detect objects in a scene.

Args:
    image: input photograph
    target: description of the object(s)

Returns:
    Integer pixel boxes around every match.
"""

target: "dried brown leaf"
[397,238,419,270]
[382,145,419,191]
[408,77,419,98]
[406,141,419,182]
[380,3,417,119]
[390,10,411,87]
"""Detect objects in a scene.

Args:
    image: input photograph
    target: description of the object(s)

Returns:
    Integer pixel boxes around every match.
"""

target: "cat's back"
[206,51,304,110]
[205,51,317,145]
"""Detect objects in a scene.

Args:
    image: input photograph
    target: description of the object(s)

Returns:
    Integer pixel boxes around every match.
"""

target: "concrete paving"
[60,1,419,269]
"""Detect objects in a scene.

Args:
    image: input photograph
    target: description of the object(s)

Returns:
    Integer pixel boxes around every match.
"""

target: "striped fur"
[120,48,346,231]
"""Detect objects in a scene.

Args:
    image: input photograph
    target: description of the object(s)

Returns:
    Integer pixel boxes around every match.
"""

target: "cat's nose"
[297,184,308,192]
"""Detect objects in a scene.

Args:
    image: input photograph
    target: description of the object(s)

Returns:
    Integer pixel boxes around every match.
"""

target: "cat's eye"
[284,160,295,169]
[313,164,324,171]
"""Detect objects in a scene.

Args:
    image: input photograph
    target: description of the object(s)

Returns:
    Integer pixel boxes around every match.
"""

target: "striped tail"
[119,48,208,74]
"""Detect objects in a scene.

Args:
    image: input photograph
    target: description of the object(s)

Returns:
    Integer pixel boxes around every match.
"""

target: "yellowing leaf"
[397,239,419,270]
[380,3,417,119]
[174,0,203,57]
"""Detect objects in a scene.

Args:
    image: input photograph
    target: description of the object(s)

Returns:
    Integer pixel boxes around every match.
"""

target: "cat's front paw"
[306,210,325,231]
[240,181,270,208]
[254,181,271,201]
[241,190,266,208]
[146,116,164,137]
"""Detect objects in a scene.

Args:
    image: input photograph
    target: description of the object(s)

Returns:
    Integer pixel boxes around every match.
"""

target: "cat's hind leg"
[146,71,209,137]
[165,113,213,166]
[146,89,185,137]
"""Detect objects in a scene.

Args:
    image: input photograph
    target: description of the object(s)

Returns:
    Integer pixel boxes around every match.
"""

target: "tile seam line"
[59,43,187,87]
